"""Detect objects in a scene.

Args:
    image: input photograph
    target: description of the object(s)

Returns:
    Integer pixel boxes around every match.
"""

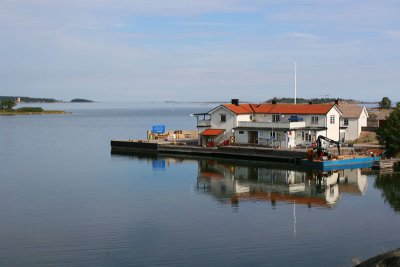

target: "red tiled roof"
[223,103,335,115]
[223,104,254,114]
[200,129,225,136]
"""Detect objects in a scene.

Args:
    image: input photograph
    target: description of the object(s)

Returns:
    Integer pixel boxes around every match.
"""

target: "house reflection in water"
[196,160,368,208]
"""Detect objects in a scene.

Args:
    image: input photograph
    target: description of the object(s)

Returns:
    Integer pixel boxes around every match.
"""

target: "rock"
[356,248,400,267]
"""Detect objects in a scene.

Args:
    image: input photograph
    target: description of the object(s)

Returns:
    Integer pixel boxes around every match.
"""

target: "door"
[248,131,258,144]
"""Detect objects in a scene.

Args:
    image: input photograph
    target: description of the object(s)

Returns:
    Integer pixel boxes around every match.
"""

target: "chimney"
[231,99,239,106]
[272,100,277,104]
[335,98,339,105]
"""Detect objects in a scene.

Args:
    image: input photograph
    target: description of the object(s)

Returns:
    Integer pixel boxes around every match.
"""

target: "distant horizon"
[10,97,384,105]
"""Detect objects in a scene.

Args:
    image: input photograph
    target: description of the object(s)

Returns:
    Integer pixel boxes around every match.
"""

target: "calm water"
[0,102,399,267]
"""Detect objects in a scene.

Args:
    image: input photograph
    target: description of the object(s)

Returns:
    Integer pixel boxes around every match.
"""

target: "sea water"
[0,102,399,267]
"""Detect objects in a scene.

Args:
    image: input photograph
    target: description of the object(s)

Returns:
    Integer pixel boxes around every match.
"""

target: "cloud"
[280,32,321,43]
[0,0,399,102]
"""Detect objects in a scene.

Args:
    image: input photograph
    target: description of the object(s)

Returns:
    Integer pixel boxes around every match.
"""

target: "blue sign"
[152,125,166,134]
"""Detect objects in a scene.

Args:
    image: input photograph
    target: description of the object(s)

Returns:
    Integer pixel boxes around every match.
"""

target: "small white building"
[337,102,368,142]
[195,99,342,148]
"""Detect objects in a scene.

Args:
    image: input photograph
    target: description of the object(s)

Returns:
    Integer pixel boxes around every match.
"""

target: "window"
[220,114,226,122]
[270,131,276,139]
[330,115,335,124]
[311,116,319,124]
[272,114,280,122]
[344,118,349,126]
[239,131,244,134]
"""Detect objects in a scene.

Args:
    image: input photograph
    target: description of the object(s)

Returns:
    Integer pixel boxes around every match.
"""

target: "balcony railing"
[197,120,211,127]
[237,121,305,129]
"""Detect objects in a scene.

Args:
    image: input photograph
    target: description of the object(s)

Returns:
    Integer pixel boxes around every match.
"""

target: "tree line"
[0,96,60,103]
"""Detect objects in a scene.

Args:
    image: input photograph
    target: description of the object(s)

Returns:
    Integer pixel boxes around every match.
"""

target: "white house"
[195,99,342,148]
[337,102,368,142]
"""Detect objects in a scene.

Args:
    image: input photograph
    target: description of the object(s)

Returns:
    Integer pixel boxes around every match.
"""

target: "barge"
[300,155,381,171]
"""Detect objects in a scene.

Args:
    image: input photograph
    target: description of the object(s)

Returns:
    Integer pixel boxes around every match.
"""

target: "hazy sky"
[1,0,399,102]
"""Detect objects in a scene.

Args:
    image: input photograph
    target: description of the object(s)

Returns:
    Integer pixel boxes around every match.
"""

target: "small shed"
[199,129,225,147]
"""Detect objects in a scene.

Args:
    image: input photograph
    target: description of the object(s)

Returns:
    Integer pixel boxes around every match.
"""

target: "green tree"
[0,100,16,110]
[377,106,400,156]
[379,97,392,109]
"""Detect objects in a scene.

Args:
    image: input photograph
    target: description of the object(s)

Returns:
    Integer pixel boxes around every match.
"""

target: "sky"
[1,0,400,102]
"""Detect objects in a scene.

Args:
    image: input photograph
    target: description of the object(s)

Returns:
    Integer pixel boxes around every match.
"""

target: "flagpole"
[294,59,297,104]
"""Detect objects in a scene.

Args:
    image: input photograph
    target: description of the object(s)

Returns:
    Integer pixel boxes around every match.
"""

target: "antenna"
[294,59,297,104]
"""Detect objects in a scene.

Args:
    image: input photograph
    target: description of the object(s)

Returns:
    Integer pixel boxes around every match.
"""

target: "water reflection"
[196,159,369,208]
[374,172,400,212]
[112,151,370,209]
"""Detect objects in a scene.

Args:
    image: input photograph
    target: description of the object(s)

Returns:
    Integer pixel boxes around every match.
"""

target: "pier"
[111,140,308,163]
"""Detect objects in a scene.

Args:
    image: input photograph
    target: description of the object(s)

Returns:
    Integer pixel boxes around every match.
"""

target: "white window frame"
[330,115,335,124]
[302,131,312,141]
[272,114,280,122]
[311,116,319,124]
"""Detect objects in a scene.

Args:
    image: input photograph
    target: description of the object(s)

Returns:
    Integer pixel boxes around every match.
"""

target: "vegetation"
[265,97,359,104]
[0,100,16,110]
[15,107,45,112]
[376,105,400,156]
[379,97,392,109]
[70,98,93,103]
[0,96,61,103]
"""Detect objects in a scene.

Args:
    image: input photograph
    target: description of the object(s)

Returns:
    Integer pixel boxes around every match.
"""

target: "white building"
[337,102,369,142]
[195,99,342,148]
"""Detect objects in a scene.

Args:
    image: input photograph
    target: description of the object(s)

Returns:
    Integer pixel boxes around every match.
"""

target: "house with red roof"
[195,99,342,148]
[336,102,369,141]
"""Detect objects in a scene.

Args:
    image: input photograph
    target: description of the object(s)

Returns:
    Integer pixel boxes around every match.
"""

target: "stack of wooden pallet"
[372,159,394,170]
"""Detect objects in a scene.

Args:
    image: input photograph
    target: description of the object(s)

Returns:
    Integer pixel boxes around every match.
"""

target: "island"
[0,99,70,115]
[70,98,94,103]
[0,96,61,103]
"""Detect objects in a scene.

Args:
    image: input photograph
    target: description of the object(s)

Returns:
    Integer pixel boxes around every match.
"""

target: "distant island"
[0,99,69,115]
[264,97,361,104]
[164,98,376,105]
[0,96,61,103]
[70,98,94,103]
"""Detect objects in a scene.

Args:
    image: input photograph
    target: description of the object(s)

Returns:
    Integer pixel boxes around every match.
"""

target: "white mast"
[294,59,297,104]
